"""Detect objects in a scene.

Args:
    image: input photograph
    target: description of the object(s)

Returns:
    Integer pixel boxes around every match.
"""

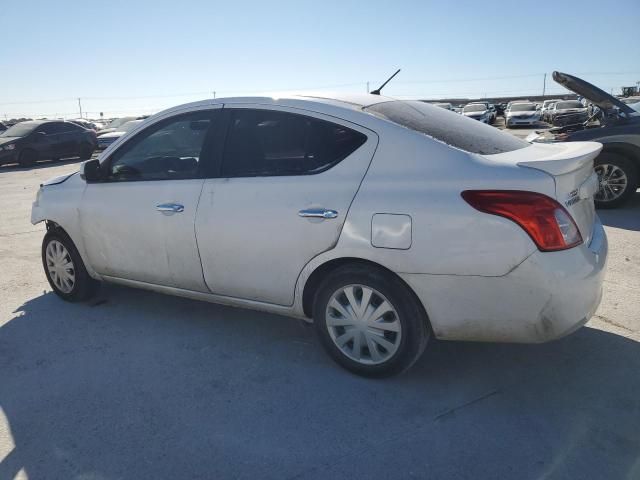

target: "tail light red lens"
[461,190,583,252]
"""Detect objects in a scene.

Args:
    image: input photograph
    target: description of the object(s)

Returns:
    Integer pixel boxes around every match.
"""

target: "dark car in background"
[0,121,6,133]
[549,100,589,126]
[0,120,97,167]
[528,71,640,208]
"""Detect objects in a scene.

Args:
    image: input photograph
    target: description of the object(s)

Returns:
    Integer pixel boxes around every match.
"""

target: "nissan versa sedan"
[31,94,607,376]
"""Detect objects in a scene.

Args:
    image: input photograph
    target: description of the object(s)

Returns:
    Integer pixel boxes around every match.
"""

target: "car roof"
[154,92,396,117]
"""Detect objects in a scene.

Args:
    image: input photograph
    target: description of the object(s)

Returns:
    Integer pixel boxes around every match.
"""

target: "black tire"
[79,144,94,160]
[42,230,100,302]
[313,264,430,377]
[594,152,638,209]
[18,149,37,168]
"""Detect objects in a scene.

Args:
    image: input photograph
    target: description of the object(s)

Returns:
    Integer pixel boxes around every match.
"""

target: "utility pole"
[78,98,83,118]
[212,91,216,99]
[366,81,370,93]
[542,73,546,97]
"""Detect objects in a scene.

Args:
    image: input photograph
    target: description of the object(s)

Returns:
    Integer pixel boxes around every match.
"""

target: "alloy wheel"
[45,240,76,293]
[595,163,628,203]
[325,284,402,365]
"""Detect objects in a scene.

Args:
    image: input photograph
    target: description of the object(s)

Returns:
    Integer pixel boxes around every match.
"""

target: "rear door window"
[366,100,527,155]
[221,109,367,177]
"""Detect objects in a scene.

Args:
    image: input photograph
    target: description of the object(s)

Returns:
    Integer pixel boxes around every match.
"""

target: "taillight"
[461,190,582,252]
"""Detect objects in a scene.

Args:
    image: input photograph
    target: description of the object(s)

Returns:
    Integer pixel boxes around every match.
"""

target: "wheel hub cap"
[325,285,401,365]
[595,164,628,202]
[45,240,75,294]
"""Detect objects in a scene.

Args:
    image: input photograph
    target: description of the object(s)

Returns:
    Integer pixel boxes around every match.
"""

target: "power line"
[2,70,638,107]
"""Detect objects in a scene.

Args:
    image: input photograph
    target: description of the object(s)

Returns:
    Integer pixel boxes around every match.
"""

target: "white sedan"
[31,93,607,376]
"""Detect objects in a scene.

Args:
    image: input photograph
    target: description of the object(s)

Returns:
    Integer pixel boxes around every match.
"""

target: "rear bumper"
[400,218,608,343]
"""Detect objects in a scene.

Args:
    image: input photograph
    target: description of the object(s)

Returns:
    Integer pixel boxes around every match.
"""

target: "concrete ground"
[1,154,639,480]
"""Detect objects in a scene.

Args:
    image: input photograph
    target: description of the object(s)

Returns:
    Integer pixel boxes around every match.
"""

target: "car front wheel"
[313,264,430,377]
[594,152,638,209]
[42,230,100,301]
[18,149,37,168]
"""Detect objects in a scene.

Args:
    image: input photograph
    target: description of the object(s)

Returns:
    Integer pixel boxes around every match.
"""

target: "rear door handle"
[156,203,184,214]
[298,208,338,219]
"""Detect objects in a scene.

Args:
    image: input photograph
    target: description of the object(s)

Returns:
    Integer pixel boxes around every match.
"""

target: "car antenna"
[370,69,401,95]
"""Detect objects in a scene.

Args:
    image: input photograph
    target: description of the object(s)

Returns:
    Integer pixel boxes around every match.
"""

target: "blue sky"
[2,0,639,119]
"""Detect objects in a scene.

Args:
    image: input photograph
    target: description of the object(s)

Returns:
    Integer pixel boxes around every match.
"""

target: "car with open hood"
[527,71,640,208]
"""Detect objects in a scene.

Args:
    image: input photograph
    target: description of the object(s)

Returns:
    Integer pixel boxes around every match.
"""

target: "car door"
[57,122,82,156]
[34,123,61,159]
[195,106,377,306]
[79,107,222,291]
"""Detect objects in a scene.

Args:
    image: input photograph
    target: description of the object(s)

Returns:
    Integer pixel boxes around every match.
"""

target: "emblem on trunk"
[565,189,580,207]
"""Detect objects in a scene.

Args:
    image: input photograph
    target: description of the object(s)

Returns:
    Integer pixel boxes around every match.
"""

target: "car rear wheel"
[594,152,638,209]
[313,264,430,377]
[18,149,37,168]
[79,144,94,160]
[42,230,100,302]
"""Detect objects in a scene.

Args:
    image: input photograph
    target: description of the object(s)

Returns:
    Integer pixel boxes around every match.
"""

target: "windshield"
[630,102,640,113]
[463,104,486,112]
[0,122,39,137]
[510,103,536,112]
[556,101,583,109]
[366,100,527,155]
[120,120,143,132]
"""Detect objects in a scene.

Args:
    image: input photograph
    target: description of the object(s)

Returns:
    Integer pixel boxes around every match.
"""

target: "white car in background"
[432,102,453,111]
[504,102,540,128]
[96,120,144,150]
[462,103,494,123]
[97,116,140,137]
[31,93,607,377]
[541,99,560,122]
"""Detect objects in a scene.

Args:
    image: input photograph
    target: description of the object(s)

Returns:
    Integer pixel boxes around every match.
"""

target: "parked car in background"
[541,99,560,122]
[97,116,139,136]
[97,120,144,150]
[549,100,589,126]
[0,121,6,133]
[462,103,493,123]
[433,102,453,110]
[528,71,640,208]
[70,119,98,131]
[504,102,540,128]
[0,120,96,167]
[32,93,606,376]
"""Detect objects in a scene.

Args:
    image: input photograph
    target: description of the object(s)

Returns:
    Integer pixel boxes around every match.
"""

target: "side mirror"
[80,159,102,182]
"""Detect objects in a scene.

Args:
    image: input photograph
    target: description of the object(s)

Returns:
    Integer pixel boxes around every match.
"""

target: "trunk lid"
[486,141,602,245]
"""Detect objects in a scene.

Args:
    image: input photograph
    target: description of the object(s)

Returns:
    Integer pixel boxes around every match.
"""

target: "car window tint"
[108,112,213,181]
[221,109,367,177]
[39,123,59,134]
[366,101,527,155]
[62,122,83,133]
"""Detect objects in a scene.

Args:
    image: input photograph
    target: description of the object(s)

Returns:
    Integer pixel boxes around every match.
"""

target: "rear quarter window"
[365,100,527,155]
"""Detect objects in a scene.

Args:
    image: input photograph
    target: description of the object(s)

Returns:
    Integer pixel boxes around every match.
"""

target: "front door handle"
[298,208,338,219]
[156,203,184,214]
